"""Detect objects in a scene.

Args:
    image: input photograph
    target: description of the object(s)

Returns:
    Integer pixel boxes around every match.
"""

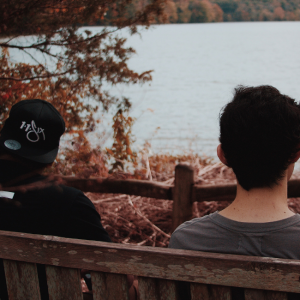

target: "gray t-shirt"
[169,212,300,259]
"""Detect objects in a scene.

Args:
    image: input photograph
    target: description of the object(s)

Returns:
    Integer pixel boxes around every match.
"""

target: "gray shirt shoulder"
[169,212,300,259]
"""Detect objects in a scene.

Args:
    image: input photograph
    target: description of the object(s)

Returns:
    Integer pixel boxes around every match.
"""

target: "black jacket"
[0,159,111,299]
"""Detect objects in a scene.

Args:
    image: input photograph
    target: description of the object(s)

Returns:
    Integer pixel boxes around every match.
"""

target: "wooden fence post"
[172,164,195,232]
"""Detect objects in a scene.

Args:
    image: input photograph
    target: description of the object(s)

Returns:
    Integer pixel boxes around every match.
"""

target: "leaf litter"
[86,154,300,248]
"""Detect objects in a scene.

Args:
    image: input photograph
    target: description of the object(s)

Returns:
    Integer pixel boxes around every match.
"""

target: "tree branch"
[0,42,49,50]
[0,69,76,81]
[23,49,46,68]
[1,36,20,45]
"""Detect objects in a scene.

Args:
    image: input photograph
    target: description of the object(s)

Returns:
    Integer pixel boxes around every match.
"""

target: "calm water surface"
[93,22,300,159]
[8,22,300,159]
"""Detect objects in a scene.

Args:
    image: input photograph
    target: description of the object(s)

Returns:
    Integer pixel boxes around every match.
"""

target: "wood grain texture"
[264,291,288,300]
[192,179,300,202]
[3,259,41,300]
[138,277,158,300]
[191,284,232,300]
[45,265,82,300]
[190,283,210,300]
[192,183,236,202]
[158,279,177,300]
[287,179,300,198]
[61,176,173,200]
[172,164,195,231]
[245,289,265,300]
[1,231,300,293]
[60,175,300,203]
[209,285,231,300]
[245,289,288,300]
[91,271,129,300]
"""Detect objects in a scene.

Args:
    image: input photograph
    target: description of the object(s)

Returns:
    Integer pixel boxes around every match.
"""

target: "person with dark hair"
[0,99,112,299]
[169,86,300,299]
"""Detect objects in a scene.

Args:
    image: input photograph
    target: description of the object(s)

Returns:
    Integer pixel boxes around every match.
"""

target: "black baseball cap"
[0,99,65,163]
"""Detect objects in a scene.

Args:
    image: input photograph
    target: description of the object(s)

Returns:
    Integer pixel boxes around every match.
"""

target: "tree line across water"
[99,0,300,24]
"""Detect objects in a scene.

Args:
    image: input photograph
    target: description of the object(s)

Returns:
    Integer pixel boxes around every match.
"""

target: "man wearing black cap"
[0,99,111,299]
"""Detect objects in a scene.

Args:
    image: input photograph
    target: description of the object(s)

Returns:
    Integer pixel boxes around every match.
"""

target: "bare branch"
[0,42,49,50]
[23,49,46,69]
[2,36,20,45]
[0,69,76,81]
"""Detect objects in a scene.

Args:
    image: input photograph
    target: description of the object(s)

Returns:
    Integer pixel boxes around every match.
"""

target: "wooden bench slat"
[190,284,232,300]
[264,291,288,300]
[138,276,158,300]
[91,271,129,300]
[3,259,41,300]
[158,279,177,300]
[190,283,209,300]
[245,289,288,300]
[0,231,300,294]
[45,265,82,300]
[1,231,300,295]
[210,285,231,300]
[244,289,265,300]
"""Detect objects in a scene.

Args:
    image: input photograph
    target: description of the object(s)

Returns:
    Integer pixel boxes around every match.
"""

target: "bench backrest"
[0,230,299,299]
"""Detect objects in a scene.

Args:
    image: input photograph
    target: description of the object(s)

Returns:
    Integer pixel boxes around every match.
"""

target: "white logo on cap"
[20,121,45,142]
[4,140,21,150]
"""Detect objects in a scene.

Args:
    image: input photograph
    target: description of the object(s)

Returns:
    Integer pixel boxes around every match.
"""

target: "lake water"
[6,22,300,159]
[92,22,300,159]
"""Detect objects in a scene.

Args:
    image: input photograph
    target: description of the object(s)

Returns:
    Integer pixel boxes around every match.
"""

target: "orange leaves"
[1,93,10,101]
[46,133,109,178]
[163,0,300,23]
[126,147,133,156]
[0,0,169,176]
[107,105,136,172]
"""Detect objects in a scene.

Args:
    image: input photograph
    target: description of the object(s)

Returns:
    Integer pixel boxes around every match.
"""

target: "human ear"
[217,144,229,166]
[290,150,300,163]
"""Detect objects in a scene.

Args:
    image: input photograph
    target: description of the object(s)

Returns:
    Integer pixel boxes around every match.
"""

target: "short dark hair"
[219,85,300,191]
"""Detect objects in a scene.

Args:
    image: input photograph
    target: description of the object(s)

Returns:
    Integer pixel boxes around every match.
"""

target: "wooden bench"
[0,230,299,300]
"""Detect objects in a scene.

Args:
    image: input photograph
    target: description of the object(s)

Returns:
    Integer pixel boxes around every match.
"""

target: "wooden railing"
[61,164,300,232]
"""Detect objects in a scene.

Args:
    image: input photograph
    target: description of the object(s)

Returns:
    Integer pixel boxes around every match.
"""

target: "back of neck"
[219,178,294,223]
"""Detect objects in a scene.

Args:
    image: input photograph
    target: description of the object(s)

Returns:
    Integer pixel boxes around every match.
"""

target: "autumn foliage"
[1,0,299,177]
[0,0,167,174]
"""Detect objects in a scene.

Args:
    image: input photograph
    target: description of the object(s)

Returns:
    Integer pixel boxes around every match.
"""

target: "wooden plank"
[191,179,300,203]
[90,271,129,300]
[191,284,231,300]
[245,289,265,300]
[60,176,173,200]
[190,283,209,300]
[192,183,236,202]
[3,259,41,300]
[138,277,158,300]
[59,175,300,203]
[45,265,82,300]
[172,164,195,231]
[209,286,231,300]
[1,231,300,294]
[158,279,177,300]
[56,175,300,203]
[287,179,300,198]
[245,289,288,300]
[264,291,288,300]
